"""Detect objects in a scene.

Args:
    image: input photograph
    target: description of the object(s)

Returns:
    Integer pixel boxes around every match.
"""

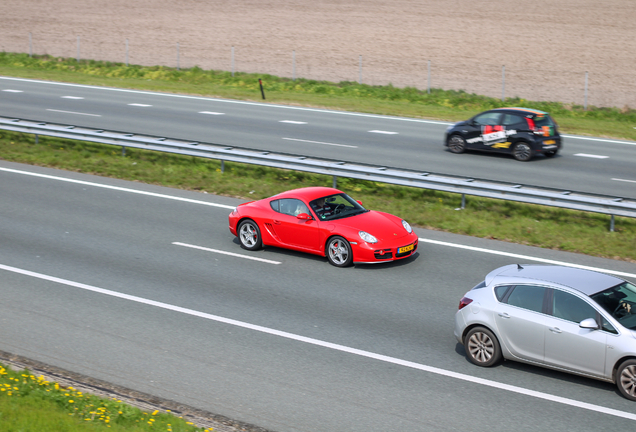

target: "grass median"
[0,52,635,262]
[0,362,211,431]
[1,130,635,262]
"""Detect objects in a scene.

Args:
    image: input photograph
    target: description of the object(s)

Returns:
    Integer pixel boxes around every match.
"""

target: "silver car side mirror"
[579,318,599,330]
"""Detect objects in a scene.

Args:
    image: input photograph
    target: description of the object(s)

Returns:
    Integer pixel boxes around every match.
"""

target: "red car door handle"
[273,220,281,225]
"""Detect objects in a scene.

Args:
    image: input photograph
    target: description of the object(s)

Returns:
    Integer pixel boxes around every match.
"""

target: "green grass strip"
[0,363,211,431]
[1,52,636,140]
[1,131,635,262]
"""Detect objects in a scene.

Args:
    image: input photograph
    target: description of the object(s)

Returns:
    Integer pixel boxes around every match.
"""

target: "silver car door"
[495,285,547,362]
[544,289,608,377]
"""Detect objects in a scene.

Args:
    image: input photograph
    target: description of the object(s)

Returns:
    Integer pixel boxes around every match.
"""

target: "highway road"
[1,76,636,199]
[1,160,636,432]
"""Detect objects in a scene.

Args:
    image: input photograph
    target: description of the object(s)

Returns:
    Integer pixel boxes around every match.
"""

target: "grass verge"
[1,52,636,140]
[0,362,211,431]
[1,130,635,262]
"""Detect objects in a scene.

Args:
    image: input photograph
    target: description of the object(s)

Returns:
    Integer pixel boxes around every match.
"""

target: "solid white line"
[282,137,358,148]
[2,166,634,278]
[0,167,235,209]
[61,96,84,99]
[563,134,636,146]
[418,238,636,279]
[199,111,225,115]
[0,76,450,125]
[612,178,636,184]
[369,130,398,135]
[2,89,23,93]
[0,261,634,421]
[173,242,281,264]
[280,120,307,124]
[45,109,101,117]
[128,103,152,107]
[574,153,609,159]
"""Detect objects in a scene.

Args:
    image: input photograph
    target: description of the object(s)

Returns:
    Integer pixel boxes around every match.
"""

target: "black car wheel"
[448,134,467,154]
[544,150,558,158]
[617,359,636,401]
[465,326,502,367]
[326,236,353,267]
[512,142,534,161]
[238,219,262,251]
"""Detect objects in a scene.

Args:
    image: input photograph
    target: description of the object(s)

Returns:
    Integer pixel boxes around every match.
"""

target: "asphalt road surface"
[1,76,636,199]
[2,159,636,431]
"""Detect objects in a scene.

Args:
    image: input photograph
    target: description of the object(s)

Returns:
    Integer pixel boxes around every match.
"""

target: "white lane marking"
[369,130,398,135]
[61,96,84,99]
[574,153,609,159]
[0,262,634,422]
[3,166,635,279]
[418,238,636,279]
[562,134,636,146]
[45,109,101,117]
[0,77,451,125]
[128,103,152,107]
[2,89,23,93]
[613,178,636,183]
[199,111,225,115]
[0,167,235,209]
[280,120,307,124]
[282,137,358,148]
[173,242,281,264]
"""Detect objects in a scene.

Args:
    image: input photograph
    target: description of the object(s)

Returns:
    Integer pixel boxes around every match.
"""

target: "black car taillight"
[458,297,473,310]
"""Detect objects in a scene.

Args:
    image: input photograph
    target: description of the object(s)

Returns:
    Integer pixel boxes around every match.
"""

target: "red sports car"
[228,187,418,267]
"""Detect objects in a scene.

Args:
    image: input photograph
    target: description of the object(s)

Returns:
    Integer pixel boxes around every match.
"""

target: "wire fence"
[6,32,636,109]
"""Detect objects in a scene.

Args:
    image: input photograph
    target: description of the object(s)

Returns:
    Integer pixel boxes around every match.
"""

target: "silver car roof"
[485,264,624,296]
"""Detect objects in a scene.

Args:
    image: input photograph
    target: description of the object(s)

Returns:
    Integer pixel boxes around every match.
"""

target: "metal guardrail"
[2,116,635,230]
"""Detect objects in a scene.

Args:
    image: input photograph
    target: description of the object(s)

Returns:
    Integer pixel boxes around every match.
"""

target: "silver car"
[454,264,636,400]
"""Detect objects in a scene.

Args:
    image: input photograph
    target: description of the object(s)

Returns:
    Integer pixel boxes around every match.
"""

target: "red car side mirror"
[296,213,311,220]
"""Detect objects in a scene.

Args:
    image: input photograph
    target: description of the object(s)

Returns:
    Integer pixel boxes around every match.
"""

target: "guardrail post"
[35,134,38,144]
[610,214,615,232]
[333,176,337,188]
[122,146,126,156]
[455,193,466,210]
[221,160,225,173]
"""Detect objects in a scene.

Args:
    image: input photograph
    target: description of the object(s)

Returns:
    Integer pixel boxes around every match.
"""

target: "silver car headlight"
[359,231,378,243]
[402,220,412,233]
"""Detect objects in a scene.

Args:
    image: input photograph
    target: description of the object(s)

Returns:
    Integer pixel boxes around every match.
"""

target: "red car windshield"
[309,193,367,221]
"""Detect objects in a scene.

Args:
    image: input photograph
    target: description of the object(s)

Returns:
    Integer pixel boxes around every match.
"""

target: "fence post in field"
[501,65,505,101]
[585,71,588,110]
[427,60,431,94]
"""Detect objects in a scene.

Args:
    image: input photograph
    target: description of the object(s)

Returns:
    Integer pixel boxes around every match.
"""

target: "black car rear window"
[533,114,555,128]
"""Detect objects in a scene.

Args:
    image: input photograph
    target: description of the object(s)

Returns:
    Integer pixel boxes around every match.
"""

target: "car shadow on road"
[453,342,619,397]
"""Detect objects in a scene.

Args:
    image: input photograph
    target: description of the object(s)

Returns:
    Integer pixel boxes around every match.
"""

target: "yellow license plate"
[543,140,555,145]
[398,244,415,254]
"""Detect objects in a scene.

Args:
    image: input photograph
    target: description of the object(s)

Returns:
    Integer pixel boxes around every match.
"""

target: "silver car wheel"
[465,326,502,367]
[448,135,466,154]
[238,219,262,251]
[617,360,636,401]
[513,142,534,161]
[327,236,353,267]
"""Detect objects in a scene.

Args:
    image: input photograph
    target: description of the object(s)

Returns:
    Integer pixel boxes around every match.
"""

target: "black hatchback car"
[444,107,562,161]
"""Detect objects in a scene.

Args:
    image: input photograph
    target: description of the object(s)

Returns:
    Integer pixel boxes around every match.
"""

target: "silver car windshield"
[590,282,636,330]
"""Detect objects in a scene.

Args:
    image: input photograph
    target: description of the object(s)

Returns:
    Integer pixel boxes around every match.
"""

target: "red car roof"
[272,186,343,201]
